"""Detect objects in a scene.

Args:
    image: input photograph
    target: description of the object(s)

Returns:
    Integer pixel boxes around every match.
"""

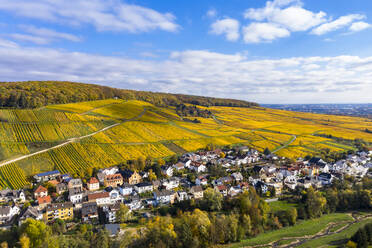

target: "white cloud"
[10,25,82,44]
[244,0,326,32]
[0,38,18,48]
[1,40,371,103]
[206,9,217,18]
[210,18,240,41]
[21,25,81,42]
[243,22,290,43]
[0,0,179,33]
[349,21,371,32]
[9,34,51,45]
[311,14,365,35]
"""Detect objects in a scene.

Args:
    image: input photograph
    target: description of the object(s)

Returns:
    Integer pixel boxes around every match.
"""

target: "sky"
[0,0,372,104]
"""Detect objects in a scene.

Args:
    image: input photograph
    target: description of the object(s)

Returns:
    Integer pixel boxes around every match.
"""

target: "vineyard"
[0,99,372,189]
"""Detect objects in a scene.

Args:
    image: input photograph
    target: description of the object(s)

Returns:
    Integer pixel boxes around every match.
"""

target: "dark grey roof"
[81,202,98,216]
[105,224,120,235]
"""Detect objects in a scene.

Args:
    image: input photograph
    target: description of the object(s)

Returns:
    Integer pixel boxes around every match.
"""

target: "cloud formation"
[311,14,365,35]
[349,21,371,32]
[0,40,371,103]
[0,0,179,33]
[243,22,290,43]
[212,0,371,43]
[210,18,240,41]
[10,25,82,44]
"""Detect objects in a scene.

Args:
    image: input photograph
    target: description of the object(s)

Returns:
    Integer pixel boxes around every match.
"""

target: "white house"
[176,191,188,202]
[173,162,185,171]
[190,162,207,173]
[134,182,153,194]
[0,190,25,203]
[162,177,180,190]
[154,190,175,205]
[0,205,20,224]
[69,187,84,204]
[231,172,243,182]
[120,183,133,196]
[88,191,111,206]
[161,166,174,177]
[196,176,208,186]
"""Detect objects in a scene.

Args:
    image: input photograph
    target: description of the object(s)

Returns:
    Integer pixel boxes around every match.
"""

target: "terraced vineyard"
[0,99,371,189]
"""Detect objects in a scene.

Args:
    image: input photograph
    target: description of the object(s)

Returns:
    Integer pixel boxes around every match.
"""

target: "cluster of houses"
[0,147,371,228]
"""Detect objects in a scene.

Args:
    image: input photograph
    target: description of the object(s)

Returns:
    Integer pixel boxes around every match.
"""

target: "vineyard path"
[0,108,147,167]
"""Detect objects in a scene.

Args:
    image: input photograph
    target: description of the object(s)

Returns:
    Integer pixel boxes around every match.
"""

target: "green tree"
[263,148,271,155]
[201,188,223,211]
[19,234,30,248]
[95,229,110,248]
[116,204,132,223]
[19,219,51,248]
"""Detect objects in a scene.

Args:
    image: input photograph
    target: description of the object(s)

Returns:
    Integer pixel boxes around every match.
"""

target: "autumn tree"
[116,204,132,223]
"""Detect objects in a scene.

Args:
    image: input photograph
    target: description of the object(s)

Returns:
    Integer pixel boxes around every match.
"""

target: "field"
[229,213,354,247]
[0,99,372,189]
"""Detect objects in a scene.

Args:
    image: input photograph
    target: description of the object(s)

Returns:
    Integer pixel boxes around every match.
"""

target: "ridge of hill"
[0,81,258,109]
[0,97,371,189]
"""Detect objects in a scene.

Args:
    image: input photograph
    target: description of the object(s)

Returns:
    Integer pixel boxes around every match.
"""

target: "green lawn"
[268,200,297,212]
[230,213,353,247]
[298,218,372,248]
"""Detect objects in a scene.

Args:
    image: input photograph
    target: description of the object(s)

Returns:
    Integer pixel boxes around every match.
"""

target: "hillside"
[0,81,258,108]
[0,97,371,189]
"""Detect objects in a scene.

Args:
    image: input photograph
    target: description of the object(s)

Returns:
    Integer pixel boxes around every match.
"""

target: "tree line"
[0,81,259,109]
[176,104,212,118]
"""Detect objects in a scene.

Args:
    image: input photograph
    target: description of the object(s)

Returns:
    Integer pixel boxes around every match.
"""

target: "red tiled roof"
[35,185,47,193]
[105,173,123,181]
[48,180,59,186]
[217,185,227,191]
[37,195,51,204]
[89,177,99,184]
[88,192,109,201]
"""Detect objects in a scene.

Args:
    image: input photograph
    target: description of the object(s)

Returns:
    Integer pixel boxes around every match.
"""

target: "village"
[0,146,371,235]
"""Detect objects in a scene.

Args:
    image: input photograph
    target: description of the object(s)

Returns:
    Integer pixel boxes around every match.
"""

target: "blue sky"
[0,0,372,104]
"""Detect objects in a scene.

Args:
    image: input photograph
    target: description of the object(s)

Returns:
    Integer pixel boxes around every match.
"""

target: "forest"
[0,81,258,109]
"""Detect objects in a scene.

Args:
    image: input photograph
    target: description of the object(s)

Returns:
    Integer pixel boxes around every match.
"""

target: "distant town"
[264,103,372,118]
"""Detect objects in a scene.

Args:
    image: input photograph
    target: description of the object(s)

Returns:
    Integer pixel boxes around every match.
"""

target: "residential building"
[176,191,188,202]
[0,205,20,224]
[87,191,111,206]
[134,182,153,194]
[69,187,84,204]
[190,186,204,199]
[190,162,207,173]
[215,185,228,196]
[120,183,133,196]
[81,202,98,222]
[153,190,176,205]
[196,176,208,186]
[103,203,121,223]
[34,170,60,183]
[56,183,67,195]
[105,224,121,236]
[37,195,52,209]
[87,177,100,191]
[104,174,123,188]
[34,185,48,199]
[162,177,180,190]
[0,190,25,203]
[18,206,42,226]
[44,203,73,222]
[122,169,142,185]
[172,162,185,171]
[231,172,244,182]
[161,166,174,177]
[68,179,83,190]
